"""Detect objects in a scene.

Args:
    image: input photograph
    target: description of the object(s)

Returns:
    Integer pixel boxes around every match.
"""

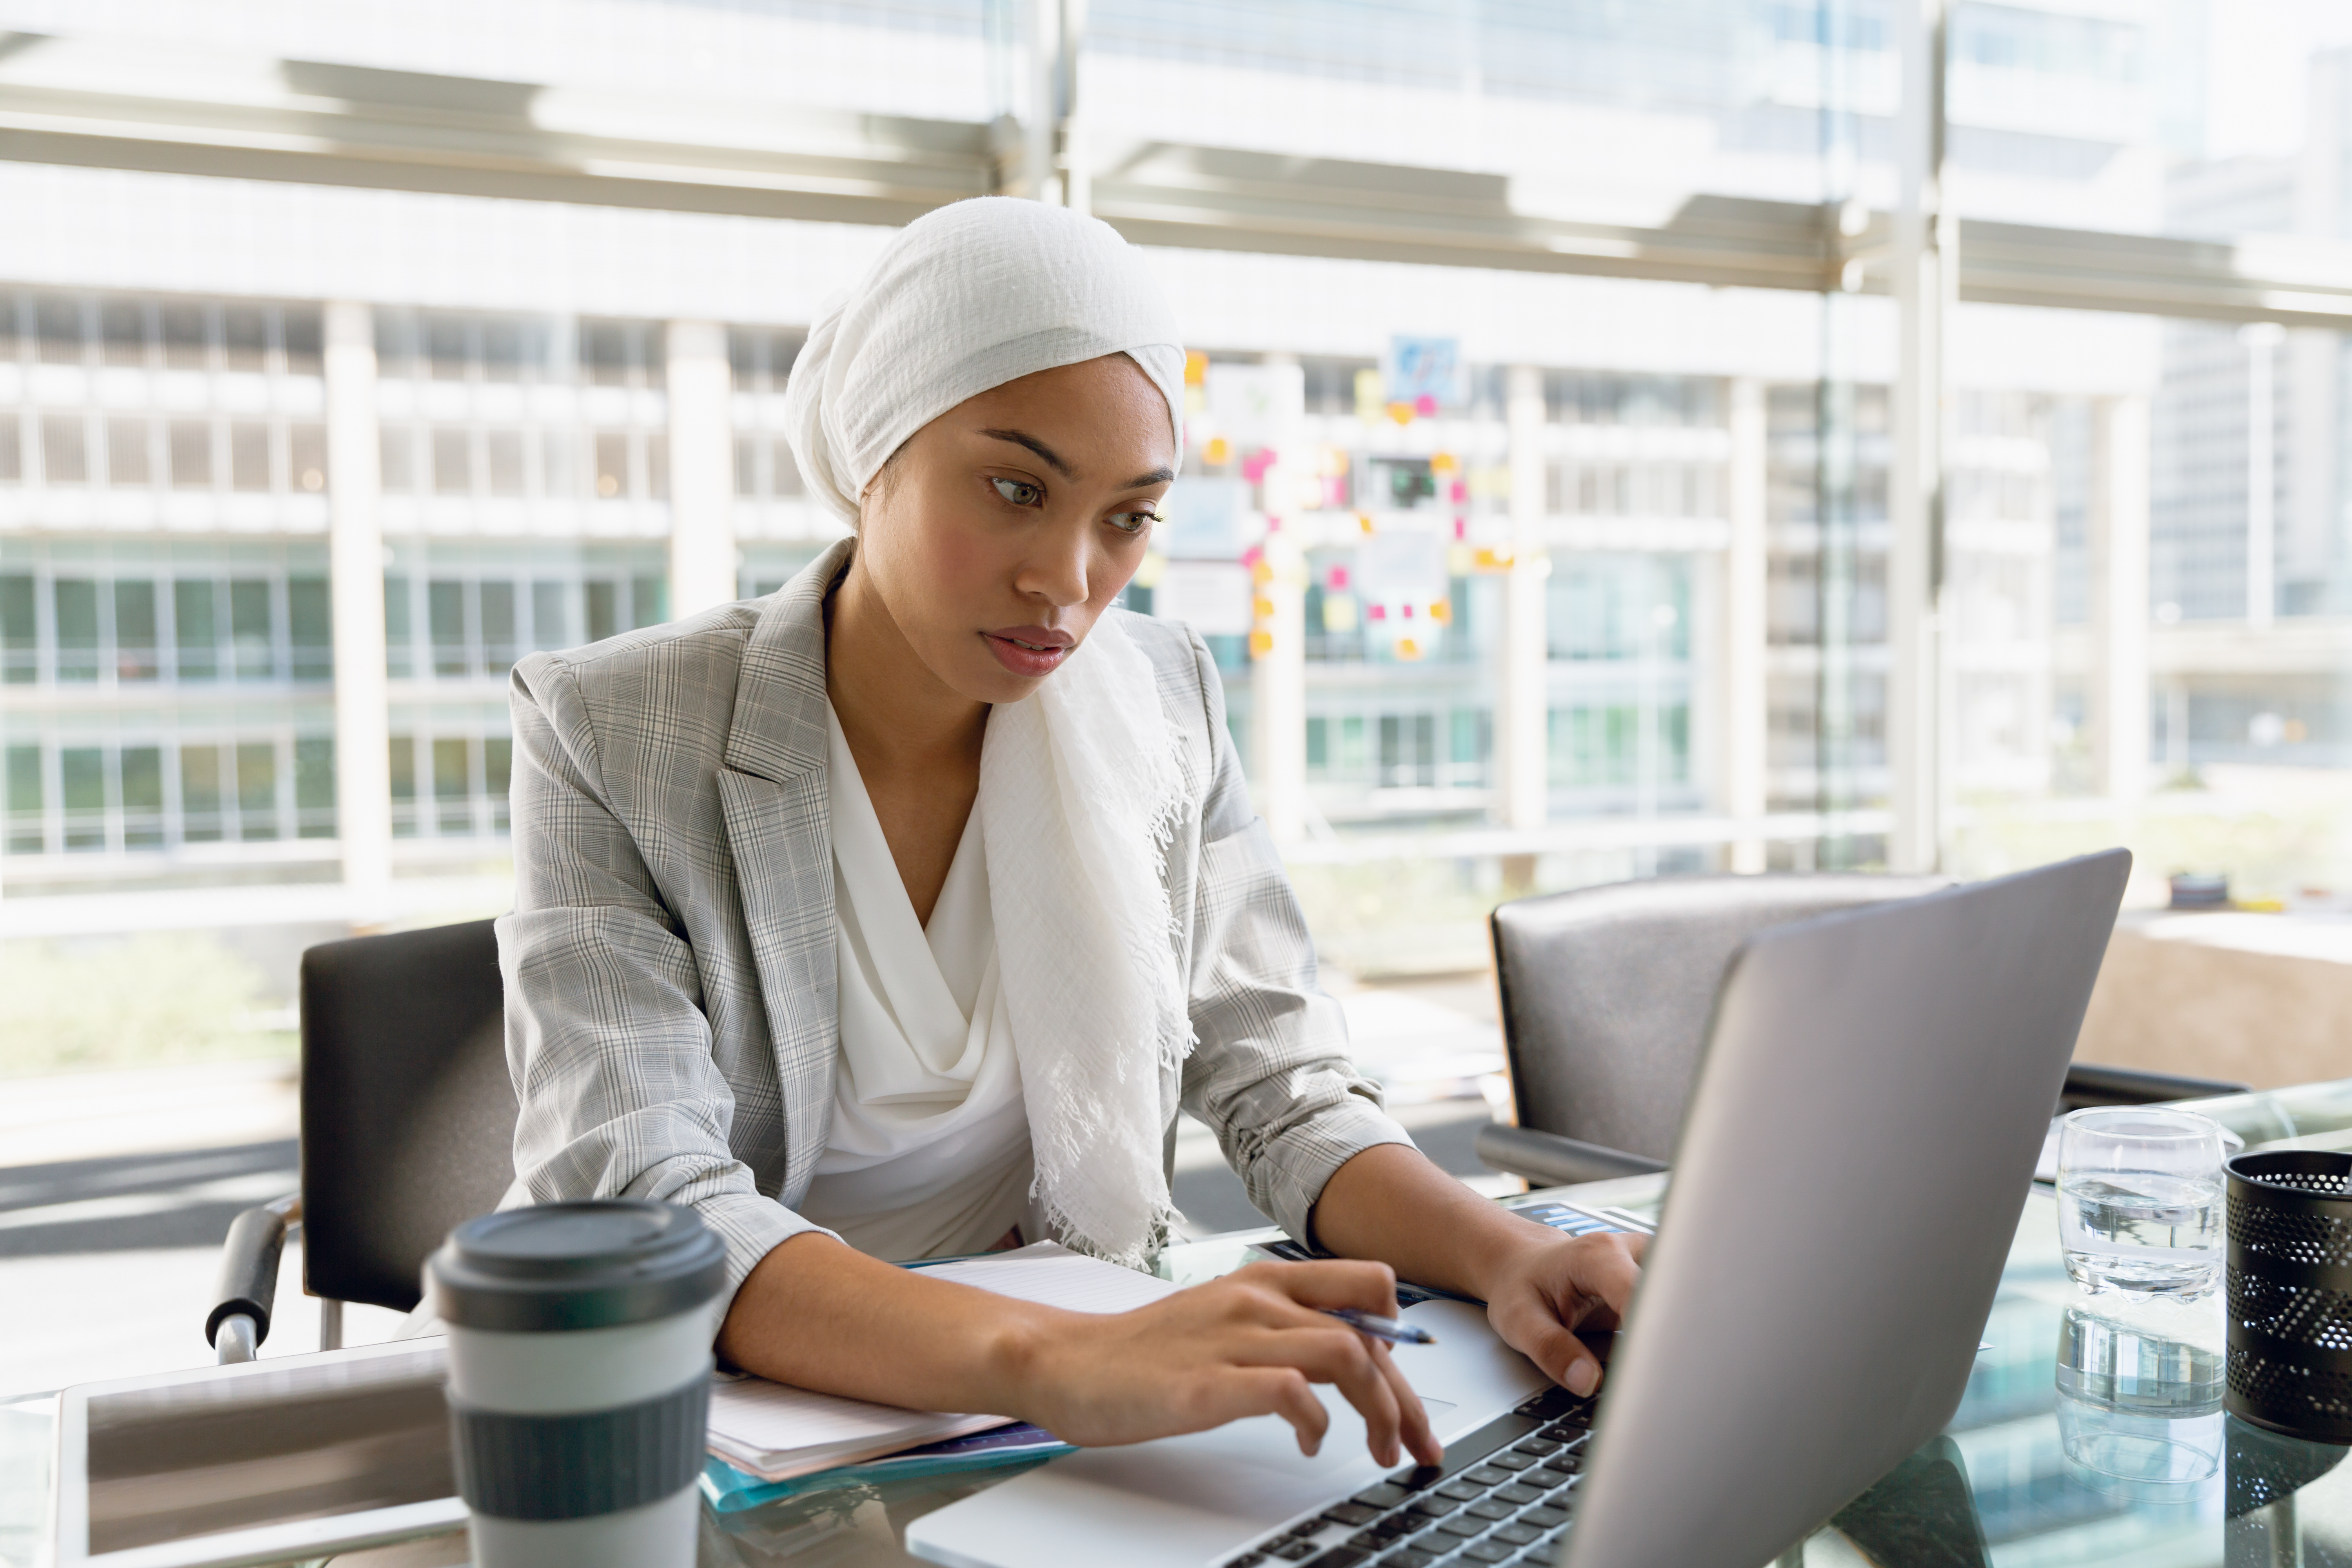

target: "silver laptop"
[907,849,2130,1568]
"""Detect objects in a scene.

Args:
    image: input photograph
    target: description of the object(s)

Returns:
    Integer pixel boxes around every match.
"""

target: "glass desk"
[14,1075,2352,1568]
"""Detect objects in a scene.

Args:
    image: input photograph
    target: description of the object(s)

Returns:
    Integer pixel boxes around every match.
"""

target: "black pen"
[1323,1307,1435,1345]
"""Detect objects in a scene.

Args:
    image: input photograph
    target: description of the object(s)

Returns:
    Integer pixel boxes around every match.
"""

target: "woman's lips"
[982,631,1071,678]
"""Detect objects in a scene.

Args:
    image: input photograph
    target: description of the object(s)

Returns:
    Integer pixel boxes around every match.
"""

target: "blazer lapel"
[719,538,853,1204]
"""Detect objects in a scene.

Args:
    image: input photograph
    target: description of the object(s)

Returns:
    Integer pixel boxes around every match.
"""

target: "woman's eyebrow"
[980,428,1073,477]
[980,429,1173,491]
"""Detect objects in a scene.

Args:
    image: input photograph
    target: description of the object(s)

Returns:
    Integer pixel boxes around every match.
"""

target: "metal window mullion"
[104,737,122,855]
[96,562,117,692]
[416,718,437,839]
[156,560,178,684]
[277,727,296,843]
[471,730,488,838]
[161,724,185,850]
[219,731,241,845]
[30,559,56,686]
[272,568,292,684]
[41,735,60,855]
[211,575,231,685]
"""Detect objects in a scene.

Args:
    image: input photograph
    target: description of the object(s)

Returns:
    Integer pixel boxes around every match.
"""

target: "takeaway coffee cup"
[425,1200,726,1568]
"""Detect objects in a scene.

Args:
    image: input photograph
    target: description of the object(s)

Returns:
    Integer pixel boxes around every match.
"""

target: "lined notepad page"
[913,1241,1179,1313]
[707,1241,1178,1479]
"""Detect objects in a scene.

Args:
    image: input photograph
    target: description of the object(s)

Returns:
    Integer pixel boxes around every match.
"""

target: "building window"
[34,295,83,365]
[0,543,331,688]
[387,725,510,840]
[42,415,88,485]
[160,303,209,370]
[432,428,473,496]
[4,745,41,853]
[382,542,668,678]
[294,737,336,838]
[223,307,268,373]
[100,299,147,368]
[593,432,629,499]
[381,427,415,494]
[169,421,212,488]
[0,732,323,857]
[108,418,151,486]
[236,742,277,840]
[61,746,104,850]
[121,745,163,848]
[486,430,526,497]
[115,580,159,682]
[53,579,98,683]
[290,423,327,492]
[389,735,418,837]
[230,422,272,491]
[180,744,223,843]
[283,308,323,376]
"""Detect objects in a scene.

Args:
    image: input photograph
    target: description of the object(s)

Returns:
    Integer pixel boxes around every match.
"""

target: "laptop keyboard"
[1219,1386,1595,1568]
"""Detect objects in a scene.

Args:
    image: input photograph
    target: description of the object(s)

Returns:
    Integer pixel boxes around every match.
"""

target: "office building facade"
[2,0,2341,921]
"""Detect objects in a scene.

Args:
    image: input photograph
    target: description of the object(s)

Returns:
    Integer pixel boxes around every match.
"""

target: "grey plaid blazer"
[499,538,1409,1309]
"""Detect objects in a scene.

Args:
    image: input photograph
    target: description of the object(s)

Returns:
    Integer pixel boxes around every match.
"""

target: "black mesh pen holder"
[2226,1150,2352,1442]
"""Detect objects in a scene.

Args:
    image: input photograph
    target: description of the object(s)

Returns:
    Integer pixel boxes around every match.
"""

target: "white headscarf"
[784,196,1185,526]
[784,198,1196,1269]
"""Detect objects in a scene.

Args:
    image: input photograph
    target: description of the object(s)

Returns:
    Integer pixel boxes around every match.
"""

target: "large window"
[0,540,330,688]
[0,2,2341,930]
[382,539,669,681]
[373,308,672,532]
[3,724,335,859]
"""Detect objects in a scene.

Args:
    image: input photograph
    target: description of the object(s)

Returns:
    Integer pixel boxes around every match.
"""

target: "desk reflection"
[2055,1304,2225,1496]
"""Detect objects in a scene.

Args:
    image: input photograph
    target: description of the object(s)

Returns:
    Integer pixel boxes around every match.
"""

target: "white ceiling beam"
[4,35,2350,330]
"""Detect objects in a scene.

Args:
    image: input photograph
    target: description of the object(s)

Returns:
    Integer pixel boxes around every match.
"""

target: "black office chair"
[1475,873,2251,1188]
[205,918,516,1362]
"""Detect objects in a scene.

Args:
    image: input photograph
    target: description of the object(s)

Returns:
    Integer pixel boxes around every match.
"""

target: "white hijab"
[783,198,1194,1268]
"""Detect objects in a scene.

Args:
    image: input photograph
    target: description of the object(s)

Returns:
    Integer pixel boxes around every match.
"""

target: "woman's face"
[854,354,1176,706]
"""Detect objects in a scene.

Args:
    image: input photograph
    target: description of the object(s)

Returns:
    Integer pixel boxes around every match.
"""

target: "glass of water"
[2057,1106,2227,1298]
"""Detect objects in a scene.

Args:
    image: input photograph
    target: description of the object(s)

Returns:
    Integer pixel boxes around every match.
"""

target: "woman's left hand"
[1480,1230,1646,1398]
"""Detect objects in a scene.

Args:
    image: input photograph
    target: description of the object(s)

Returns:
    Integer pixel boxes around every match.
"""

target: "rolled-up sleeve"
[499,653,830,1319]
[1174,633,1414,1244]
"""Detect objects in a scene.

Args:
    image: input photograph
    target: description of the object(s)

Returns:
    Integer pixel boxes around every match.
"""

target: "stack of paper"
[706,1242,1176,1481]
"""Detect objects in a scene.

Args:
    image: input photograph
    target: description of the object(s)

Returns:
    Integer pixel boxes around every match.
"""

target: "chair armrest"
[2060,1063,2251,1114]
[1474,1124,1670,1187]
[207,1194,298,1361]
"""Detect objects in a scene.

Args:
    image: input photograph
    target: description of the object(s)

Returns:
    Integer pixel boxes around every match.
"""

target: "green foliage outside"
[0,933,296,1077]
[1949,766,2352,909]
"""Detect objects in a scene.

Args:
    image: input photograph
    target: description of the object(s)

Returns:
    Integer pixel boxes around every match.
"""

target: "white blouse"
[795,708,1037,1261]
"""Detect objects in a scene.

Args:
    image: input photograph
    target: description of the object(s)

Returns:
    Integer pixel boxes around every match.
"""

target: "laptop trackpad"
[905,1299,1546,1568]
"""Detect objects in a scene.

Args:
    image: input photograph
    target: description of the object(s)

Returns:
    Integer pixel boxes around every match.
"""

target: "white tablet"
[51,1338,468,1568]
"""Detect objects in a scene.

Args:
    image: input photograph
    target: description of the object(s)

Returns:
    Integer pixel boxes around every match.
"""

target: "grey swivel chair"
[1476,873,2250,1188]
[205,919,516,1362]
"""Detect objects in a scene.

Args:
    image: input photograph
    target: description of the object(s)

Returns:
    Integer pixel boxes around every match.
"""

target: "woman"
[501,197,1641,1469]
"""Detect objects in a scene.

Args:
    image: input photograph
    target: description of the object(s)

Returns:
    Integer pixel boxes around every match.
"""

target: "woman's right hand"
[1004,1259,1445,1469]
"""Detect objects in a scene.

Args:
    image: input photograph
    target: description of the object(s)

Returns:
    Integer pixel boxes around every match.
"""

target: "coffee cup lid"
[426,1200,727,1332]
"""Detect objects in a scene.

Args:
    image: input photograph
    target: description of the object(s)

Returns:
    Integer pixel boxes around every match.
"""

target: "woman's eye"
[991,476,1043,507]
[1109,510,1158,536]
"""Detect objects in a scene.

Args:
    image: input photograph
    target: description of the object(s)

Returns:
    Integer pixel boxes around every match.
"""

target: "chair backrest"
[1490,873,1951,1162]
[300,918,514,1313]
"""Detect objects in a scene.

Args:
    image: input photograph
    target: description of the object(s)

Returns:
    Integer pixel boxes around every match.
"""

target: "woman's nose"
[1016,526,1091,608]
